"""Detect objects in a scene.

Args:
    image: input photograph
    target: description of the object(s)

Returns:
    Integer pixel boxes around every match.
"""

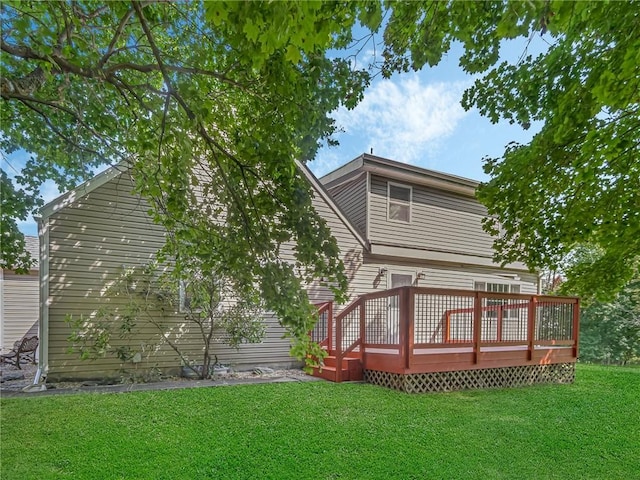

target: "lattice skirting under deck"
[364,363,575,393]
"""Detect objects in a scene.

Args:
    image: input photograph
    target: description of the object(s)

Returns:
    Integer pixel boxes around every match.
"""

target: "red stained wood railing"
[311,287,579,381]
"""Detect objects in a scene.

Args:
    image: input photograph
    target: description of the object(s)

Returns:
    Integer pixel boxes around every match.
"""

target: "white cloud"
[337,74,469,163]
[311,74,470,177]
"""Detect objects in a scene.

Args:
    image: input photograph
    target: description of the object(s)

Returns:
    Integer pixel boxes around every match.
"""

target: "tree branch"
[17,100,104,159]
[98,8,135,68]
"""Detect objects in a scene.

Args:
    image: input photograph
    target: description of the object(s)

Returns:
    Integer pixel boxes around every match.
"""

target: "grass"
[1,364,639,479]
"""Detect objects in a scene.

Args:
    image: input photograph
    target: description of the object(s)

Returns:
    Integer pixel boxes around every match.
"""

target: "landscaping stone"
[1,371,25,382]
[253,367,274,375]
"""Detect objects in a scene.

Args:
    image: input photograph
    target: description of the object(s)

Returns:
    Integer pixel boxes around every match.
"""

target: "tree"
[66,262,266,380]
[578,281,640,365]
[3,0,638,361]
[557,246,640,364]
[1,1,382,363]
[381,0,640,300]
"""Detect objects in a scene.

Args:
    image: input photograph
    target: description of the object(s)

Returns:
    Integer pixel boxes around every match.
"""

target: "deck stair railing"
[310,287,579,383]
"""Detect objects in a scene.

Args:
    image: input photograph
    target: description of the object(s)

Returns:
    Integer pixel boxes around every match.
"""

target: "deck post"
[335,313,343,383]
[572,298,580,359]
[527,296,537,361]
[359,301,365,363]
[407,287,415,370]
[398,287,409,370]
[473,292,482,364]
[327,302,333,352]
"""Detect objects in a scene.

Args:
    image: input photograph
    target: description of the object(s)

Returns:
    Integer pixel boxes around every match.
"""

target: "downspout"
[23,216,49,392]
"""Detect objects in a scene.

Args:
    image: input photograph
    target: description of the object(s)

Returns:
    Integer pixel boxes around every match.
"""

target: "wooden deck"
[310,287,579,391]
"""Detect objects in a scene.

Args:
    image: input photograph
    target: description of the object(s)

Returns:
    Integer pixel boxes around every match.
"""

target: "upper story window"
[388,182,412,223]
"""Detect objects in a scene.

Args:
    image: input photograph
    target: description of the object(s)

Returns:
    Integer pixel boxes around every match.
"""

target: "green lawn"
[1,364,639,480]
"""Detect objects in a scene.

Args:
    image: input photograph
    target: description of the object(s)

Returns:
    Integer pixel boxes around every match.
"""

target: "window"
[475,281,521,319]
[178,269,212,313]
[387,183,411,222]
[179,279,197,313]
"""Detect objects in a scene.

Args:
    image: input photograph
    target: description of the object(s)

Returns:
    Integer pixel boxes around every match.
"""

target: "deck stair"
[312,351,363,382]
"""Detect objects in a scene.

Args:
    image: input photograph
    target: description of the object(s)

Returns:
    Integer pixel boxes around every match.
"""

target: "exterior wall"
[0,271,39,351]
[326,175,367,237]
[45,174,300,380]
[368,174,495,259]
[344,254,537,298]
[1,235,40,351]
[44,171,369,380]
[43,166,537,381]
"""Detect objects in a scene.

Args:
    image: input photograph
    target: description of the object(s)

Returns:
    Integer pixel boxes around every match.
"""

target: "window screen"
[388,183,411,222]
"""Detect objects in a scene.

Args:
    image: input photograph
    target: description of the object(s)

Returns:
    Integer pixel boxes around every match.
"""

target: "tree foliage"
[382,0,640,300]
[66,262,265,380]
[2,1,638,363]
[558,246,640,365]
[1,1,380,362]
[578,281,640,365]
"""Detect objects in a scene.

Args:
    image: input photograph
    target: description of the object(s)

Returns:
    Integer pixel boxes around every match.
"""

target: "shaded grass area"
[2,364,639,479]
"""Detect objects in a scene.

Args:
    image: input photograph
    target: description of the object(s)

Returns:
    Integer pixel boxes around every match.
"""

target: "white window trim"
[179,277,208,314]
[387,181,412,224]
[179,279,191,313]
[474,281,522,319]
[387,270,415,290]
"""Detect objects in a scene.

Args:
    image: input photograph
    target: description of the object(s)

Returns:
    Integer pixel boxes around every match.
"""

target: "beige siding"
[369,256,538,294]
[45,174,300,380]
[0,271,39,351]
[368,174,495,258]
[45,170,370,380]
[327,175,367,236]
[45,167,536,381]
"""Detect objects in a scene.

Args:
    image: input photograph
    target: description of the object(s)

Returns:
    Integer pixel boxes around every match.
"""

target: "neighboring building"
[0,236,39,352]
[36,154,538,381]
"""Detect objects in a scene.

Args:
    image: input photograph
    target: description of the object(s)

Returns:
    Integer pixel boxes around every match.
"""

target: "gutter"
[23,216,49,392]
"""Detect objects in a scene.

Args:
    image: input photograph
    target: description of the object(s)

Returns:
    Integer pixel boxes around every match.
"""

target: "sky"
[5,34,545,238]
[309,37,545,179]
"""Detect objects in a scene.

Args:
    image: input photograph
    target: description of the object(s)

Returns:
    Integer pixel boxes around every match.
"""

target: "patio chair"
[0,335,38,369]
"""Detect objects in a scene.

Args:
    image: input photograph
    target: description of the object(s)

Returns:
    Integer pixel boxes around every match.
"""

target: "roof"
[320,153,479,197]
[0,235,39,271]
[40,163,130,220]
[24,235,39,269]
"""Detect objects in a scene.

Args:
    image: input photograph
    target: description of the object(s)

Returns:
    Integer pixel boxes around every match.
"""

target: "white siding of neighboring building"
[0,271,39,352]
[0,235,40,352]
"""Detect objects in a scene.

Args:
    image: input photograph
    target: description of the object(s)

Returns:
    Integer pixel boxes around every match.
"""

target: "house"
[319,154,539,293]
[1,235,39,352]
[311,155,577,391]
[34,154,576,387]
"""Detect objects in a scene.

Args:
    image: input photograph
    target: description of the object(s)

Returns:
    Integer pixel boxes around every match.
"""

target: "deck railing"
[312,286,579,375]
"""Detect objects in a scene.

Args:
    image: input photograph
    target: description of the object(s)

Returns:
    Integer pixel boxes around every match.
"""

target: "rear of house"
[37,154,567,383]
[313,155,577,390]
[320,154,540,296]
